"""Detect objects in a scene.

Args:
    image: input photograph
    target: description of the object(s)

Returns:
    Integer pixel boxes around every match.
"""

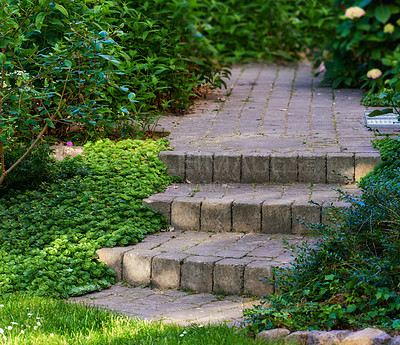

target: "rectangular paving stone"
[270,153,298,183]
[247,245,286,259]
[298,153,327,183]
[232,199,262,233]
[96,247,134,282]
[123,249,159,286]
[159,151,186,179]
[213,258,252,295]
[181,256,221,293]
[355,153,381,181]
[152,253,186,289]
[171,197,201,231]
[213,152,241,183]
[201,198,233,232]
[186,152,213,183]
[262,200,292,234]
[142,195,172,223]
[291,201,321,234]
[243,260,274,296]
[241,153,270,183]
[327,153,355,183]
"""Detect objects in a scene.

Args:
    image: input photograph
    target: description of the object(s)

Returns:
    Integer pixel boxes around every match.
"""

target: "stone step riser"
[97,240,286,296]
[160,151,380,184]
[144,197,349,234]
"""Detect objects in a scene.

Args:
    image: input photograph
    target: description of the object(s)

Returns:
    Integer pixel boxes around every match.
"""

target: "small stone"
[389,336,400,345]
[341,328,392,345]
[256,328,291,341]
[307,330,340,345]
[285,331,310,344]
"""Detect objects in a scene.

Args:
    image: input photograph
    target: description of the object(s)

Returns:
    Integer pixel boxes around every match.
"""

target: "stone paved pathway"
[70,284,258,326]
[71,63,379,327]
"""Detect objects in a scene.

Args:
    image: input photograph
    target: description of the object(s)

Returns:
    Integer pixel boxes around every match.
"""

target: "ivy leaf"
[128,93,137,102]
[375,5,391,23]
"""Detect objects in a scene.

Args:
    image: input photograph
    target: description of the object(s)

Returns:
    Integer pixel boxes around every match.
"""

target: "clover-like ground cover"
[0,139,173,298]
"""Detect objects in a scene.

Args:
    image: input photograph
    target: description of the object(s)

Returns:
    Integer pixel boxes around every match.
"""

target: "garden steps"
[97,63,380,297]
[96,230,315,296]
[143,182,360,234]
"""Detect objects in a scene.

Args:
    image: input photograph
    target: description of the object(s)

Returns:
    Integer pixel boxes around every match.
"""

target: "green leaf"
[128,93,136,102]
[324,274,335,281]
[45,119,55,129]
[346,304,357,313]
[35,12,46,27]
[64,59,72,68]
[375,5,391,23]
[368,108,393,117]
[54,4,69,17]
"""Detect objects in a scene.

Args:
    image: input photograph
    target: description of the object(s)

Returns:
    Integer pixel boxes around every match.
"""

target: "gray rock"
[341,328,392,345]
[329,330,353,342]
[389,336,400,345]
[307,331,341,345]
[256,328,291,341]
[285,331,310,344]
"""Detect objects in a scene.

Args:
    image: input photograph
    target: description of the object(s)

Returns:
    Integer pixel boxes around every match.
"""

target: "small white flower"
[180,334,185,337]
[2,335,6,340]
[36,317,41,320]
[27,313,33,317]
[50,333,54,337]
[7,326,12,330]
[0,328,3,334]
[183,331,187,334]
[34,326,38,330]
[198,324,204,327]
[36,322,41,326]
[21,330,25,334]
[11,322,18,325]
[0,305,4,307]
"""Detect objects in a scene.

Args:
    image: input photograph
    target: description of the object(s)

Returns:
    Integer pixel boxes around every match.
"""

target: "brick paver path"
[72,63,378,326]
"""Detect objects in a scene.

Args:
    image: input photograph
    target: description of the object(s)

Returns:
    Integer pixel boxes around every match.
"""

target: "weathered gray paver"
[69,284,256,326]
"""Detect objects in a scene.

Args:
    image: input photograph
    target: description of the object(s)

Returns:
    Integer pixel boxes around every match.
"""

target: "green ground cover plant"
[0,294,270,345]
[0,139,172,298]
[244,136,400,332]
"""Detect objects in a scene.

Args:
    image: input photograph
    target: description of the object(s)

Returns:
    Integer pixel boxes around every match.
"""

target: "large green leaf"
[375,5,391,23]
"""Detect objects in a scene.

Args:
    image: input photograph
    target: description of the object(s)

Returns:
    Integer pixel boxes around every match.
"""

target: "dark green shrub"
[318,0,400,88]
[245,136,400,331]
[0,145,55,195]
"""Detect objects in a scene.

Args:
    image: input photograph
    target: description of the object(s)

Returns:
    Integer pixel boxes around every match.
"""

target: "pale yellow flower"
[345,7,366,19]
[384,23,395,34]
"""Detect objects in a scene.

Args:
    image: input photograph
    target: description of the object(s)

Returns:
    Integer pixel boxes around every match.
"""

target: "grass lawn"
[0,294,273,345]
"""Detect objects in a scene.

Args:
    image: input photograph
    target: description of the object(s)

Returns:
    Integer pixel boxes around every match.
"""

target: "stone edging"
[256,327,400,344]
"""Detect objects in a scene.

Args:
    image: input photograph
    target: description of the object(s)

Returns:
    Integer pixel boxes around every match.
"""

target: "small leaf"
[64,59,72,68]
[35,12,46,26]
[368,108,393,117]
[324,274,335,281]
[128,93,136,102]
[120,86,129,92]
[45,119,55,129]
[99,31,108,38]
[54,4,69,17]
[120,107,129,114]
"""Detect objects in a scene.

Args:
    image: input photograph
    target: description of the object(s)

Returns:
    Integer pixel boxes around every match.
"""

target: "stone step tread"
[160,150,380,184]
[97,230,314,296]
[143,183,359,234]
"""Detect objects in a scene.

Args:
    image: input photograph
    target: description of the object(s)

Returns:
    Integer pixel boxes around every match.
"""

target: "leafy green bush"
[318,0,400,88]
[0,139,172,298]
[198,0,335,62]
[245,136,400,331]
